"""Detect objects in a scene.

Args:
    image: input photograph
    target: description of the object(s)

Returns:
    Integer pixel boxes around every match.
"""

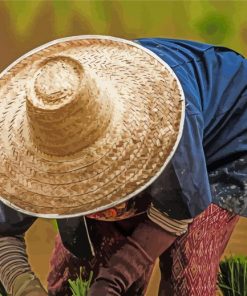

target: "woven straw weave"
[0,36,184,218]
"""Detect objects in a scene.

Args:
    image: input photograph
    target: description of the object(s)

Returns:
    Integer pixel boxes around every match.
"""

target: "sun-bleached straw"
[0,35,185,218]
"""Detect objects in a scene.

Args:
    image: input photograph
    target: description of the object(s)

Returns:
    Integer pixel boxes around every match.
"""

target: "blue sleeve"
[200,47,247,164]
[149,108,211,219]
[0,202,36,236]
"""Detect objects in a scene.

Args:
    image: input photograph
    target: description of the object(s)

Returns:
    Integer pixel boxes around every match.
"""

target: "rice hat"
[0,35,185,218]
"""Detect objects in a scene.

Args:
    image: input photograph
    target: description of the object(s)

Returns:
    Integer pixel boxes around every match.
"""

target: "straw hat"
[0,35,185,218]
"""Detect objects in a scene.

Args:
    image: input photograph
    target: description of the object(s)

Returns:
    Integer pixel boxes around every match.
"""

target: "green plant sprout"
[68,267,93,296]
[218,255,247,296]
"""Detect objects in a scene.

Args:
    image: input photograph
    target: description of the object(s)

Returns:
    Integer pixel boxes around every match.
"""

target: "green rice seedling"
[68,267,93,296]
[218,255,247,296]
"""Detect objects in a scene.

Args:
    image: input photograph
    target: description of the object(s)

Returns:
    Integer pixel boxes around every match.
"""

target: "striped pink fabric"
[0,235,34,294]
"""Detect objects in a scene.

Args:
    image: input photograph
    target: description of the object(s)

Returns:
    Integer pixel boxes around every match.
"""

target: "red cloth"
[159,204,239,296]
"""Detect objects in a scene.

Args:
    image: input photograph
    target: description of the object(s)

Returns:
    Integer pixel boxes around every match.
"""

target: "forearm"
[89,216,178,295]
[89,207,194,295]
[0,235,33,294]
[130,218,177,261]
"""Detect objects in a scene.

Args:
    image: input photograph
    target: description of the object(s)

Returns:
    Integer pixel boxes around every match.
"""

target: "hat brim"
[0,35,185,218]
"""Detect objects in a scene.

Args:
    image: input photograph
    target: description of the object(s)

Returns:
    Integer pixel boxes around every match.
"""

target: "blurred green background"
[1,0,247,72]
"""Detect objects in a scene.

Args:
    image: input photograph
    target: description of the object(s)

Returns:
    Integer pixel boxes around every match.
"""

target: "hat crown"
[26,56,113,156]
[34,57,81,107]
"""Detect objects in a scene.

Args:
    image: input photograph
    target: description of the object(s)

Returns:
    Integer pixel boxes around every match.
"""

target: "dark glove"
[89,219,176,295]
[12,273,48,296]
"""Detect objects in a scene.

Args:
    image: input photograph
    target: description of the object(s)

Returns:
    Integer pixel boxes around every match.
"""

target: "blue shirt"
[136,38,247,219]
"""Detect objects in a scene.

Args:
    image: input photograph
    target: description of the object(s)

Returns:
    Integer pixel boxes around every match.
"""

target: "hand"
[12,273,48,296]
